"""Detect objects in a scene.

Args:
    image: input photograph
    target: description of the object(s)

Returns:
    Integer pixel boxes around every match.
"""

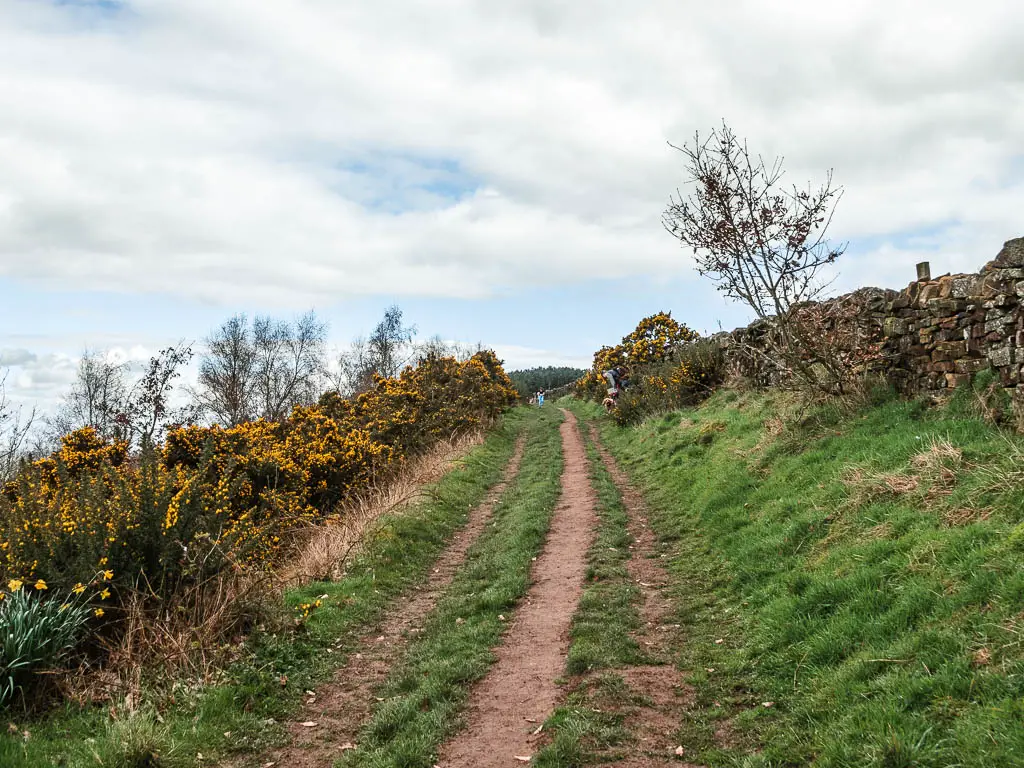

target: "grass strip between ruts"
[339,405,565,768]
[1,409,529,768]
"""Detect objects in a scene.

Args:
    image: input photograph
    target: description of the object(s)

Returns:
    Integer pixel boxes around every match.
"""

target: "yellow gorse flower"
[1,351,518,619]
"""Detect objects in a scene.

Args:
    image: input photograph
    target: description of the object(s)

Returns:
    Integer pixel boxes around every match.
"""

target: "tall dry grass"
[280,429,486,585]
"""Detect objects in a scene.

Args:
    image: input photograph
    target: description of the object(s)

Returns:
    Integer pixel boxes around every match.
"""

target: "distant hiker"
[537,389,545,407]
[603,366,628,395]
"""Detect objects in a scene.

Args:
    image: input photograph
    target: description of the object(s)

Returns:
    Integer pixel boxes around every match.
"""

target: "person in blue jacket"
[537,389,545,407]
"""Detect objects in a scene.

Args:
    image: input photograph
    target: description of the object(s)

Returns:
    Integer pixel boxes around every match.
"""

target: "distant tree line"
[507,366,586,399]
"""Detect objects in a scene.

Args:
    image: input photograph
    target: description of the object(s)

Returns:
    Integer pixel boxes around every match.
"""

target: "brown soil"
[588,424,703,768]
[249,435,527,768]
[437,409,598,767]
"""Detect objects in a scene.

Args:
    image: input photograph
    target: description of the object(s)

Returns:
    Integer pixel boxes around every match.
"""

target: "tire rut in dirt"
[588,423,703,768]
[438,409,598,767]
[260,435,527,768]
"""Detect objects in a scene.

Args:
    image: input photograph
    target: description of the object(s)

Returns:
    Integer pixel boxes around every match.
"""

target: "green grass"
[594,387,1024,767]
[0,410,530,768]
[533,412,644,766]
[338,406,566,768]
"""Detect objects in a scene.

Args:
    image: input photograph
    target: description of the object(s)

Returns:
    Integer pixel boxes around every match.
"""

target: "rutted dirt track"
[438,409,598,767]
[589,425,702,768]
[262,435,526,768]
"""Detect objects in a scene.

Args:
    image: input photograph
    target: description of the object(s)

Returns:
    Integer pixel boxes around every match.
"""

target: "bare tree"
[194,315,256,427]
[195,312,327,425]
[663,121,846,389]
[253,311,327,421]
[123,342,199,447]
[367,305,416,380]
[332,336,377,396]
[49,349,129,441]
[0,371,36,482]
[331,306,417,396]
[413,335,481,364]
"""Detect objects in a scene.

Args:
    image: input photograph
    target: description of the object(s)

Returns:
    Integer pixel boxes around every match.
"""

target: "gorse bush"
[576,311,700,402]
[578,313,724,422]
[0,350,518,692]
[0,585,91,707]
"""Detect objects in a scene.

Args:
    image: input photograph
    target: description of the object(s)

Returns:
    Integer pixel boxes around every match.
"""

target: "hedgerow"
[0,350,517,706]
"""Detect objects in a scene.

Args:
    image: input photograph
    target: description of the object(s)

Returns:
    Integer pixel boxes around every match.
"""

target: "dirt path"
[257,435,527,768]
[438,409,597,767]
[588,424,703,768]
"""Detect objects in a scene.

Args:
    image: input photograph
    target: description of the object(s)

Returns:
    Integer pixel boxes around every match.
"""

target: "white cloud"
[0,348,36,367]
[3,350,78,406]
[0,0,1021,307]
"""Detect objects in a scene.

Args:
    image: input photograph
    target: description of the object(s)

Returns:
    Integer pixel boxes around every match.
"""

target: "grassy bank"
[594,388,1024,767]
[1,410,530,768]
[340,406,565,768]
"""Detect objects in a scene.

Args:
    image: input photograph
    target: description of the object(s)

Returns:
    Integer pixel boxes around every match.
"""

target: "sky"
[1,0,1023,418]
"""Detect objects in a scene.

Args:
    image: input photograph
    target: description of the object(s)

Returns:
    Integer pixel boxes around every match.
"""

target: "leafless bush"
[664,121,861,394]
[57,569,274,707]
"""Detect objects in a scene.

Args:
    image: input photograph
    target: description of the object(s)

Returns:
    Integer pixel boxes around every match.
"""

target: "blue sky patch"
[334,152,480,213]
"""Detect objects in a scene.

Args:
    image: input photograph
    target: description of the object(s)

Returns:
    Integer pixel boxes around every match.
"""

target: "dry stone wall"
[883,237,1024,395]
[717,236,1024,404]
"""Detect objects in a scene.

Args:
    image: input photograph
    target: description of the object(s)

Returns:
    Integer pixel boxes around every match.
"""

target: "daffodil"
[72,583,86,595]
[99,588,110,600]
[94,608,105,617]
[7,579,23,592]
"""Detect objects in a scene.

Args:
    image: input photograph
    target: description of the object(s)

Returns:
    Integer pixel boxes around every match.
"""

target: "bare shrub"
[57,570,274,707]
[663,121,868,395]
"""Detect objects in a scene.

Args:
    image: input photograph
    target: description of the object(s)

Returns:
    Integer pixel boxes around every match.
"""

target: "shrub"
[576,312,702,403]
[583,329,725,425]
